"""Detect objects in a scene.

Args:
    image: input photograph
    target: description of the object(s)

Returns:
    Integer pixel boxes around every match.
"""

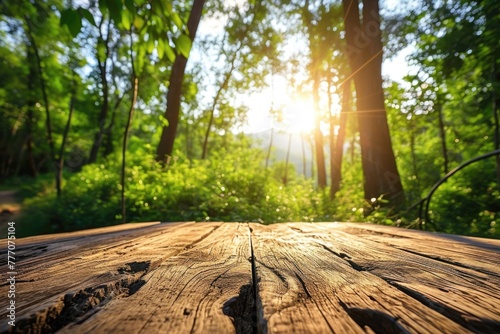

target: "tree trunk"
[309,135,315,180]
[56,78,76,198]
[121,72,139,224]
[156,0,206,162]
[342,0,404,205]
[313,73,327,188]
[484,0,500,186]
[185,112,192,164]
[436,99,449,174]
[89,19,111,164]
[265,127,274,169]
[328,78,336,190]
[492,57,500,185]
[409,116,421,203]
[201,56,236,159]
[27,21,56,175]
[301,134,307,177]
[103,92,125,157]
[284,132,293,186]
[330,80,350,198]
[25,45,37,177]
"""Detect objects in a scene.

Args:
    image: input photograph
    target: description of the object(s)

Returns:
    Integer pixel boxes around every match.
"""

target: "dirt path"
[0,190,21,238]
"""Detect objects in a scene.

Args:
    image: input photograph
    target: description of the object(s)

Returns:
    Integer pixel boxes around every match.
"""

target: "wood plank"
[2,221,499,333]
[287,222,500,333]
[0,222,223,333]
[57,223,253,334]
[250,223,471,334]
[3,221,163,247]
[333,222,500,277]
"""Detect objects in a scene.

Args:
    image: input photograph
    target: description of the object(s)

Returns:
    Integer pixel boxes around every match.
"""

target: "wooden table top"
[1,222,499,333]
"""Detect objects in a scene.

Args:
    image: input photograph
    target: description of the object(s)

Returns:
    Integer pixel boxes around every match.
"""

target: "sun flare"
[244,76,339,135]
[285,97,316,134]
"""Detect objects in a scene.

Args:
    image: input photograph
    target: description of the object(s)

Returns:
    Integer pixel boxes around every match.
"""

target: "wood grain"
[250,223,473,334]
[286,222,500,333]
[57,223,253,334]
[1,222,499,334]
[0,222,223,333]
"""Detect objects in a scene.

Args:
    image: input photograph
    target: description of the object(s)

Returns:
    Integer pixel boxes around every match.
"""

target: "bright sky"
[242,49,413,134]
[193,0,415,135]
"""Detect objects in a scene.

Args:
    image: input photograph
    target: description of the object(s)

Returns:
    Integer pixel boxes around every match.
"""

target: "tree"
[121,29,139,224]
[406,0,500,184]
[200,0,280,160]
[156,0,206,163]
[342,0,404,205]
[330,79,350,197]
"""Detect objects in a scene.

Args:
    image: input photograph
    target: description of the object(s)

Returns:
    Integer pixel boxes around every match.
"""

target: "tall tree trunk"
[492,57,500,185]
[25,45,37,177]
[26,21,56,174]
[301,134,307,177]
[185,112,192,164]
[342,0,404,205]
[156,0,206,162]
[309,135,315,180]
[436,99,449,174]
[265,127,274,168]
[103,108,116,156]
[201,56,236,159]
[313,73,327,188]
[409,116,421,203]
[330,80,350,198]
[328,78,336,190]
[89,19,111,164]
[485,0,500,186]
[103,92,125,156]
[284,132,293,185]
[121,32,139,224]
[104,56,125,157]
[56,78,76,198]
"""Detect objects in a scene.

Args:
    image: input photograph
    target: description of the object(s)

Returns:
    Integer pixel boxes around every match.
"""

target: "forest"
[0,0,499,239]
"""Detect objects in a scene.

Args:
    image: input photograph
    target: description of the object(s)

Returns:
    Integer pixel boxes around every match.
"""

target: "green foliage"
[428,161,500,238]
[3,0,500,241]
[19,144,322,235]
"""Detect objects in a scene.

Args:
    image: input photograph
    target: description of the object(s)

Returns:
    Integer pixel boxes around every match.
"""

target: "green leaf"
[171,12,183,29]
[106,0,122,24]
[78,8,97,27]
[136,47,146,73]
[98,0,107,12]
[60,9,82,37]
[158,114,169,127]
[124,0,135,13]
[175,34,192,58]
[164,2,173,14]
[146,38,155,53]
[122,11,131,30]
[157,38,165,59]
[133,16,145,30]
[164,42,176,62]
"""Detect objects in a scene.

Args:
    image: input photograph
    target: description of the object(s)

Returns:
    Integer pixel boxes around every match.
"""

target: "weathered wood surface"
[1,222,499,334]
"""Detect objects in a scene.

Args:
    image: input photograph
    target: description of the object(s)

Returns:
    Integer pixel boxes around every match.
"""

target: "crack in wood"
[5,261,154,334]
[254,260,288,288]
[222,284,256,334]
[384,280,500,333]
[248,225,263,334]
[182,223,224,251]
[338,300,410,334]
[394,246,500,279]
[293,272,312,299]
[316,242,368,272]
